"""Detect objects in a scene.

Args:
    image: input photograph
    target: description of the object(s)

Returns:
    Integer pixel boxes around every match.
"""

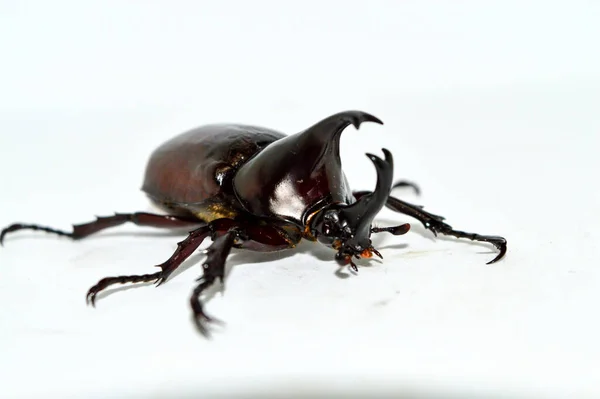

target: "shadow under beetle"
[1,110,507,335]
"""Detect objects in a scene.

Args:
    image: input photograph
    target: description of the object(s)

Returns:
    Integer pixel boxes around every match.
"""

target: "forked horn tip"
[342,111,383,129]
[365,150,392,168]
[359,113,384,127]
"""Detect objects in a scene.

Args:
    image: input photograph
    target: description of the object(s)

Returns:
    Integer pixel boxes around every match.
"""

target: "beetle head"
[310,148,403,269]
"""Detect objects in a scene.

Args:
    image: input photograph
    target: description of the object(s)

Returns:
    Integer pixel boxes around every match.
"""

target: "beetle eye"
[324,210,339,222]
[325,220,338,234]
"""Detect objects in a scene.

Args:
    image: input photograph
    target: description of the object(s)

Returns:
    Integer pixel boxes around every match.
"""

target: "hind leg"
[0,212,202,245]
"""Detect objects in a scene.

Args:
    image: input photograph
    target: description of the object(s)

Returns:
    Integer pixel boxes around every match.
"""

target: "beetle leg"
[82,217,298,335]
[385,196,507,264]
[189,221,301,335]
[85,224,211,306]
[354,191,507,264]
[392,180,421,196]
[0,212,201,245]
[153,225,213,286]
[190,228,240,336]
[371,223,411,236]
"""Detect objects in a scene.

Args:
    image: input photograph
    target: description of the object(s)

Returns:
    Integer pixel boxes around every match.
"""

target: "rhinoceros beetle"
[1,110,506,334]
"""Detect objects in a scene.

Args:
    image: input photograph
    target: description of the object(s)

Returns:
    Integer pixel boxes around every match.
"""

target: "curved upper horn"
[233,111,384,221]
[295,110,383,147]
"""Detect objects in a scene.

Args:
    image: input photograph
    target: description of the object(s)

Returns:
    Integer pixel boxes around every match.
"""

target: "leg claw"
[86,289,98,307]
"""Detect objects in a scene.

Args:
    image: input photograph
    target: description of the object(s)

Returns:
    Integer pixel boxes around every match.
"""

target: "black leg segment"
[355,191,507,264]
[392,180,421,196]
[0,212,202,245]
[81,217,300,335]
[190,228,240,335]
[86,224,212,306]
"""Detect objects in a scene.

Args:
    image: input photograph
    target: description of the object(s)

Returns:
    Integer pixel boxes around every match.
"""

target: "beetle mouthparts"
[360,247,383,259]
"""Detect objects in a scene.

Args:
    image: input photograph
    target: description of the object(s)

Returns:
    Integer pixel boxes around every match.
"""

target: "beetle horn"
[232,110,384,221]
[299,110,383,139]
[295,110,383,157]
[339,149,394,249]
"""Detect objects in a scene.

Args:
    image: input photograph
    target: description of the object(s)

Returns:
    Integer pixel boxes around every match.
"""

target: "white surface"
[1,1,599,398]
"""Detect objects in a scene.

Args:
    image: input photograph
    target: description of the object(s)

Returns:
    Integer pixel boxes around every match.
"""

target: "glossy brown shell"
[142,111,382,226]
[141,124,285,220]
[232,111,382,224]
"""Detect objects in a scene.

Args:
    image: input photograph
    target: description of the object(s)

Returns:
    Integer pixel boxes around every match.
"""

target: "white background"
[1,1,599,398]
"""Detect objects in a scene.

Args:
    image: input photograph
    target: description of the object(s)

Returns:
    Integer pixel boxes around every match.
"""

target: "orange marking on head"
[360,249,373,258]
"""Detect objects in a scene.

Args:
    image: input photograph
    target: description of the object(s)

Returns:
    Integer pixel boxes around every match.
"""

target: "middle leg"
[86,223,212,305]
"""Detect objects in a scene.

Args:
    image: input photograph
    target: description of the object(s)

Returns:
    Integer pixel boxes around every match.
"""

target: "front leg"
[190,229,238,335]
[354,191,507,264]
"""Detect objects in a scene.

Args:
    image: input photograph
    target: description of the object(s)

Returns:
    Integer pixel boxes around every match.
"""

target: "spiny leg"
[0,212,201,245]
[188,219,303,334]
[86,224,211,306]
[387,196,506,264]
[190,229,240,336]
[355,191,507,264]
